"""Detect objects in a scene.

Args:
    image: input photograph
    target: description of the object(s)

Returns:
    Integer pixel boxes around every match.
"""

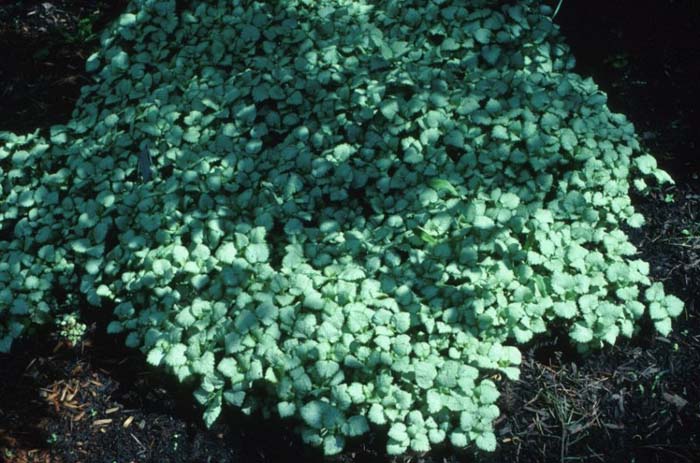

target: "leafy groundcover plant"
[0,0,685,456]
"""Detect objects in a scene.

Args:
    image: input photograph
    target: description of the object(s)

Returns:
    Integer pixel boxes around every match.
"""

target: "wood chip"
[92,418,113,427]
[662,392,688,409]
[65,391,77,401]
[603,422,624,430]
[25,357,38,372]
[130,432,146,450]
[122,416,134,428]
[105,407,120,414]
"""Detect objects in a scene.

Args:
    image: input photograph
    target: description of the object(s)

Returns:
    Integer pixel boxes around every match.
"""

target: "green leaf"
[474,215,495,229]
[164,343,187,367]
[104,114,119,127]
[570,323,593,343]
[654,317,672,336]
[648,302,667,320]
[85,52,100,72]
[278,401,296,418]
[175,307,196,327]
[368,403,386,424]
[421,390,440,414]
[478,382,500,404]
[246,139,263,154]
[491,125,508,140]
[192,351,215,375]
[625,301,645,318]
[323,435,344,456]
[414,361,438,389]
[70,239,91,254]
[332,143,355,162]
[343,415,369,437]
[450,432,468,447]
[106,321,124,334]
[444,129,465,148]
[111,51,129,70]
[119,13,137,27]
[183,127,200,143]
[428,428,445,444]
[393,312,411,333]
[553,301,577,319]
[172,245,189,264]
[316,360,340,379]
[429,93,448,108]
[252,85,269,102]
[222,123,237,137]
[215,242,238,264]
[634,154,658,175]
[303,289,325,310]
[499,192,520,209]
[388,423,409,443]
[241,25,260,42]
[664,295,684,318]
[301,400,341,429]
[236,104,257,124]
[627,213,645,228]
[560,128,577,151]
[387,440,408,455]
[429,178,460,197]
[152,259,172,276]
[475,432,497,451]
[393,389,413,410]
[191,274,209,290]
[410,433,431,452]
[602,324,619,345]
[146,347,164,366]
[245,243,269,263]
[380,99,400,120]
[566,243,588,263]
[217,358,238,378]
[645,283,665,302]
[203,394,222,427]
[474,28,491,44]
[339,265,365,281]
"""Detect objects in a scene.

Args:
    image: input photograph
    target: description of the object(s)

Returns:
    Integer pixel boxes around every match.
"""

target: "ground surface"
[0,1,698,462]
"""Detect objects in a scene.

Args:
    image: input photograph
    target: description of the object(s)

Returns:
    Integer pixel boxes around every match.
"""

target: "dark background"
[556,0,700,181]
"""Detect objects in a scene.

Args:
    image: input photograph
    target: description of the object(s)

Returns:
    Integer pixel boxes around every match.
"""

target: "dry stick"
[130,432,147,453]
[553,0,565,18]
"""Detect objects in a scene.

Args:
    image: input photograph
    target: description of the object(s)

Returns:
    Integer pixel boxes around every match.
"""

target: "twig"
[553,0,565,18]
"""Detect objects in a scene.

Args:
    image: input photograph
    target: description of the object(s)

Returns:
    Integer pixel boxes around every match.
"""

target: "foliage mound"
[0,0,684,456]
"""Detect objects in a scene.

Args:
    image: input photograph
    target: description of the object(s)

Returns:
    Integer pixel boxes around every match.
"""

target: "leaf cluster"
[0,0,682,456]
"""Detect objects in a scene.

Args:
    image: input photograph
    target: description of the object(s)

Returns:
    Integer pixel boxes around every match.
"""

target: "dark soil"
[1,1,699,462]
[0,0,129,134]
